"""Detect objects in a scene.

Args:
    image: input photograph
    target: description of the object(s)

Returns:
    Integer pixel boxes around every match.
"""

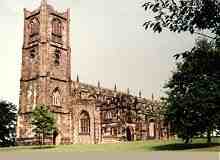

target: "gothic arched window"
[29,18,40,36]
[105,111,112,120]
[149,119,155,138]
[54,49,61,65]
[52,18,62,35]
[30,49,36,59]
[52,18,62,43]
[79,111,90,134]
[52,88,61,106]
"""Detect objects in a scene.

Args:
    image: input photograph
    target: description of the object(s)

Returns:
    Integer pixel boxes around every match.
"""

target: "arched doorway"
[126,127,134,141]
[149,119,155,139]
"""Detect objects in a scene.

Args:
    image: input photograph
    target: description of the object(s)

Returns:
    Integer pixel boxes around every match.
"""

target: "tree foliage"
[0,100,17,147]
[142,0,220,38]
[31,105,56,145]
[164,39,220,143]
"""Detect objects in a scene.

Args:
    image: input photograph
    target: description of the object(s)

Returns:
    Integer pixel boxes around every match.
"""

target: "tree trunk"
[184,137,189,144]
[42,129,45,146]
[39,134,42,148]
[207,129,211,144]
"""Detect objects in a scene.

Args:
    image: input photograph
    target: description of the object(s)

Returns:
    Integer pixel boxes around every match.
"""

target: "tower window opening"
[28,18,40,43]
[52,88,61,106]
[54,49,60,65]
[29,18,40,37]
[30,49,35,59]
[52,18,62,43]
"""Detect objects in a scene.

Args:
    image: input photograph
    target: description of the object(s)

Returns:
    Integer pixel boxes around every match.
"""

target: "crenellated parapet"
[71,78,164,125]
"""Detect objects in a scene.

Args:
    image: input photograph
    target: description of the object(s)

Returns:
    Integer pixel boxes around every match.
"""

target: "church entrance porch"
[126,126,134,141]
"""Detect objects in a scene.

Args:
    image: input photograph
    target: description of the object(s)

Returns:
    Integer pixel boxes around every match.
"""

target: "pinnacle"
[41,0,47,6]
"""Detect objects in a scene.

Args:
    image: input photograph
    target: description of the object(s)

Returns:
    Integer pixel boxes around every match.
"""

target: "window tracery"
[28,18,40,42]
[52,88,61,106]
[52,18,62,43]
[29,18,40,36]
[54,49,61,65]
[30,49,36,59]
[105,111,112,120]
[79,111,90,134]
[149,119,155,138]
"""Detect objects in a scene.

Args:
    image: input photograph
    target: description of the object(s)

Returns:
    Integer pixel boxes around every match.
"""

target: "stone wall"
[72,103,101,144]
[16,0,171,146]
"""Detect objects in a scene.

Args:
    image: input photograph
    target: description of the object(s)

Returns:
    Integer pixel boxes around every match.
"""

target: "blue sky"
[0,0,197,105]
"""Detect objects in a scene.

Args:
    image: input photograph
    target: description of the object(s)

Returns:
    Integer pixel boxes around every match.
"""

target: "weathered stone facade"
[16,0,171,145]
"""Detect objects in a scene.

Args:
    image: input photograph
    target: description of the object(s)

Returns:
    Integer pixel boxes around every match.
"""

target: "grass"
[0,138,220,153]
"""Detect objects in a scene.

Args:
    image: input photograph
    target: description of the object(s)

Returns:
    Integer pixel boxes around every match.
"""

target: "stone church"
[16,0,171,145]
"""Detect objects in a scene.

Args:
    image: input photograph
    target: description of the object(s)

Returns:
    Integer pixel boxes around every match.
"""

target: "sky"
[0,0,197,106]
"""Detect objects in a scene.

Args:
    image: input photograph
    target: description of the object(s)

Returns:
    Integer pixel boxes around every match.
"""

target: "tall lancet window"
[79,111,90,134]
[54,49,61,65]
[29,18,40,42]
[52,18,62,43]
[149,119,155,138]
[105,111,112,120]
[52,88,61,106]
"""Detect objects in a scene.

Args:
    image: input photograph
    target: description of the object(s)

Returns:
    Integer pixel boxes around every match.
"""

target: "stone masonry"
[16,0,171,145]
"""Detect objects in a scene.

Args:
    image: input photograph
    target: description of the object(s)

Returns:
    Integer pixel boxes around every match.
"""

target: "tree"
[164,38,220,143]
[142,0,220,40]
[31,105,56,146]
[0,100,17,147]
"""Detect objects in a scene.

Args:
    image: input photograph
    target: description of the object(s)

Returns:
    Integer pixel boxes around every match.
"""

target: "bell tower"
[16,0,72,145]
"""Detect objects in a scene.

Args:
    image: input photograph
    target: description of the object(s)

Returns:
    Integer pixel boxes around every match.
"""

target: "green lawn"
[0,138,220,153]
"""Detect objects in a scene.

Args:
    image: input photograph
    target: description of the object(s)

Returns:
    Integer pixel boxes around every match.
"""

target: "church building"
[16,0,171,145]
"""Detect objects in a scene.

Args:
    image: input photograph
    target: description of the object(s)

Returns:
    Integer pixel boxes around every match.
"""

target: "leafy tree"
[164,39,220,143]
[31,105,56,145]
[0,100,17,147]
[142,0,220,40]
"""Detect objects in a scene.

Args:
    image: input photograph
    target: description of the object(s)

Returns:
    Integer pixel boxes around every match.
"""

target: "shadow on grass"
[0,145,56,152]
[31,145,56,150]
[151,143,220,151]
